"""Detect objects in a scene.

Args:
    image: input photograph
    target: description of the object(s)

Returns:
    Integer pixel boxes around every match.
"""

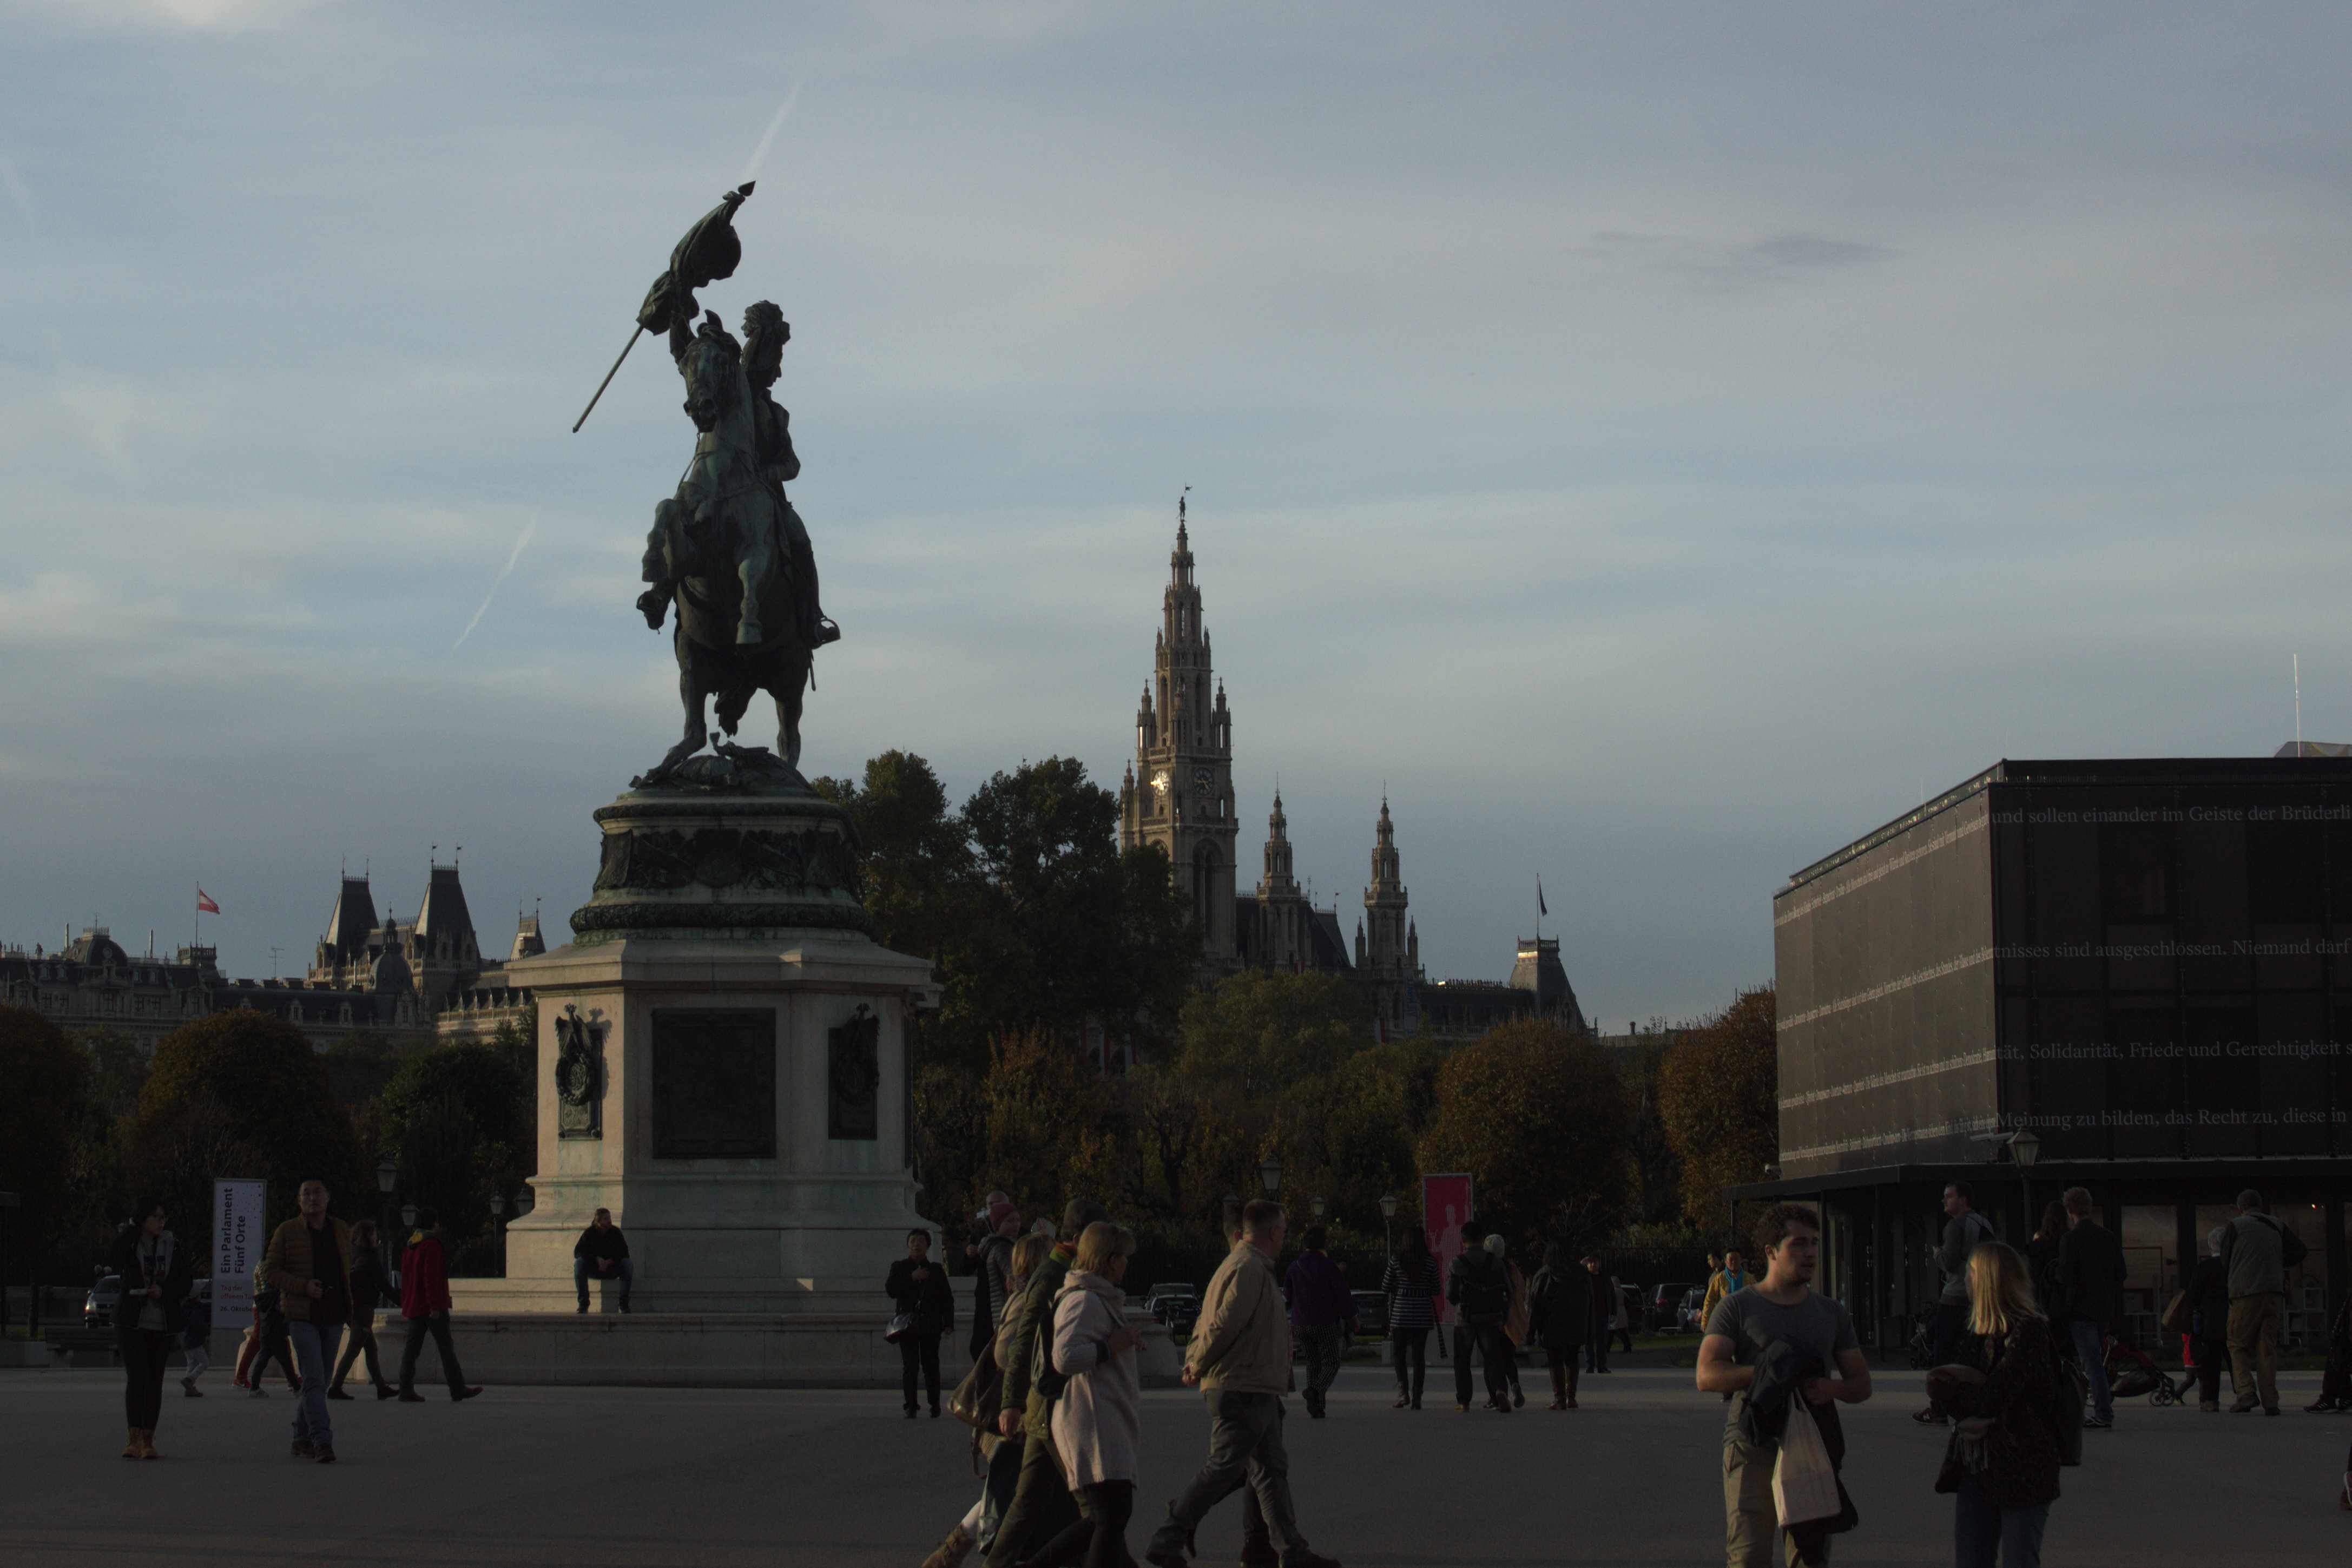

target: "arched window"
[1194,842,1222,938]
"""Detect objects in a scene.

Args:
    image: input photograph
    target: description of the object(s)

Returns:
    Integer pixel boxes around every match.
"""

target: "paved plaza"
[4,1366,2344,1566]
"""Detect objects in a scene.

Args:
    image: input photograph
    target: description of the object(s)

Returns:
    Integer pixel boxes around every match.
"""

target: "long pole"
[572,326,644,433]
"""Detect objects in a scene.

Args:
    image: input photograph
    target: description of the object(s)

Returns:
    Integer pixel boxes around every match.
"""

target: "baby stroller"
[2103,1334,2182,1407]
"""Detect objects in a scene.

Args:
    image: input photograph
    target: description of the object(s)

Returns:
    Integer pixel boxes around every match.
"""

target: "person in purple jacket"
[1283,1227,1358,1419]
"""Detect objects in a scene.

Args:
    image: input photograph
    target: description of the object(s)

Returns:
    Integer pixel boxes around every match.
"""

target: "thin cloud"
[0,151,35,238]
[453,519,537,649]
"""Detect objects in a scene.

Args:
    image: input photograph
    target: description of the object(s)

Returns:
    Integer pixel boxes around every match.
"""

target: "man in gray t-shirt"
[1704,1288,1861,1439]
[1697,1208,1872,1568]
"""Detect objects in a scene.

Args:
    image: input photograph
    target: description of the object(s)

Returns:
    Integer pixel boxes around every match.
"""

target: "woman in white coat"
[1030,1221,1147,1568]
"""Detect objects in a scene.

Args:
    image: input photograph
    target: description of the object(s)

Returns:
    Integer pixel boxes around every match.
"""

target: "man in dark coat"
[886,1228,958,1418]
[1445,1224,1514,1413]
[2055,1185,2127,1428]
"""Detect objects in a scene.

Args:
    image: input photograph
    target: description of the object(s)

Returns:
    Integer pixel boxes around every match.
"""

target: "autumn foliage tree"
[1415,1018,1630,1247]
[1659,985,1779,1233]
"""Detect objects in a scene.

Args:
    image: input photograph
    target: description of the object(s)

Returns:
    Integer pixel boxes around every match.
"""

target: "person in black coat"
[109,1196,193,1459]
[886,1228,957,1418]
[2055,1186,2127,1428]
[1528,1244,1591,1409]
[2183,1226,2231,1412]
[328,1220,396,1399]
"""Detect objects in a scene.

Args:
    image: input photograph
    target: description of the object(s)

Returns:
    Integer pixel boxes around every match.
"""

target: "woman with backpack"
[920,1233,1051,1568]
[1380,1227,1440,1410]
[1927,1241,2063,1568]
[1528,1244,1591,1410]
[1025,1221,1147,1568]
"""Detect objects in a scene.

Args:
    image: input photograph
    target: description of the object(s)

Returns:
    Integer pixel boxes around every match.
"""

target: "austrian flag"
[196,887,221,914]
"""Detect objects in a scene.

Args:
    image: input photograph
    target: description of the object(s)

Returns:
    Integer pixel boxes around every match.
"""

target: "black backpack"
[1459,1254,1510,1323]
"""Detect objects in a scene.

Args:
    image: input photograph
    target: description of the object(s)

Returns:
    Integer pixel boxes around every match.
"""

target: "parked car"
[1145,1283,1199,1324]
[1350,1289,1389,1338]
[83,1274,122,1327]
[1676,1286,1707,1333]
[1647,1281,1698,1332]
[1163,1296,1201,1338]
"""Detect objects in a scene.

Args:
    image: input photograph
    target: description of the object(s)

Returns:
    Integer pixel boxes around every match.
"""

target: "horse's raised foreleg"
[648,667,708,779]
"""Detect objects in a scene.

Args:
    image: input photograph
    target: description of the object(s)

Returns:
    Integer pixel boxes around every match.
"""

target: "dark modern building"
[1749,756,2352,1352]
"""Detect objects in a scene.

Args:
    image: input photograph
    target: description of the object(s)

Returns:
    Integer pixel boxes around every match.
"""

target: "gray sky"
[5,2,2350,1025]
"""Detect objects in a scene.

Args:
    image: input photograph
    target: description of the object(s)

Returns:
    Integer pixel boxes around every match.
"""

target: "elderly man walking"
[2221,1187,2308,1416]
[262,1178,353,1464]
[1144,1200,1341,1568]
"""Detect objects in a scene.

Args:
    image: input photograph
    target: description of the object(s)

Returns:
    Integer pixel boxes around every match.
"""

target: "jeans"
[1931,1301,1972,1365]
[119,1327,170,1428]
[398,1311,470,1396]
[182,1337,210,1386]
[1545,1345,1580,1404]
[1453,1323,1510,1407]
[2068,1319,2112,1421]
[2227,1293,2282,1411]
[332,1316,387,1390]
[1587,1321,1609,1373]
[1389,1327,1428,1404]
[1028,1480,1135,1568]
[574,1255,634,1308]
[286,1320,344,1450]
[1297,1322,1346,1414]
[1148,1389,1307,1563]
[1953,1474,2048,1567]
[900,1329,944,1412]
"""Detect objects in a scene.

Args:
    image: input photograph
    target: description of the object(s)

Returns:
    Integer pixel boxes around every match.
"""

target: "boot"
[920,1524,976,1568]
[1547,1362,1569,1411]
[122,1427,140,1460]
[139,1428,160,1460]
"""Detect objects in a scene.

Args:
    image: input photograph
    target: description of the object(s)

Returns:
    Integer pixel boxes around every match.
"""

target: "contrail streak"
[0,151,34,238]
[453,519,536,649]
[741,81,803,186]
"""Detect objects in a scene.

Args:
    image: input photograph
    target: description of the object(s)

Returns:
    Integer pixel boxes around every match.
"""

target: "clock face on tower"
[1194,768,1212,793]
[1150,769,1170,795]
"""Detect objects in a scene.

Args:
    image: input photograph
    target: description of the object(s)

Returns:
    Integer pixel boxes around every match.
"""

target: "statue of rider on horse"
[575,183,838,789]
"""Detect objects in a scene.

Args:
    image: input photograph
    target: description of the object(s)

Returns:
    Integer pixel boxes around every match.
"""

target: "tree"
[1177,970,1368,1103]
[73,1026,149,1125]
[129,1009,363,1247]
[1658,986,1778,1235]
[1416,1017,1631,1247]
[0,1006,96,1295]
[1618,1024,1684,1226]
[815,749,977,969]
[378,1042,531,1249]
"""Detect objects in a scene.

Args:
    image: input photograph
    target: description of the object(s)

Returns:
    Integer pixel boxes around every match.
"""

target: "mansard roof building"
[1116,504,1586,1040]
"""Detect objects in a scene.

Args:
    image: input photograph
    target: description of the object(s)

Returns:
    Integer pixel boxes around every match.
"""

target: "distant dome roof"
[63,927,130,967]
[371,946,413,992]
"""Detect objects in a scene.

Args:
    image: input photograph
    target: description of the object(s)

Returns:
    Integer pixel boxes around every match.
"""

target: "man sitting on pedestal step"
[575,1209,634,1314]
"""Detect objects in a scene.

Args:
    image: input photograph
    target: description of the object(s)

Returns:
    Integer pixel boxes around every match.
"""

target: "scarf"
[135,1230,176,1288]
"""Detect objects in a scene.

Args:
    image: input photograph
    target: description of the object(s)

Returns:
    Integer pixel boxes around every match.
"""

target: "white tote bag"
[1773,1400,1842,1528]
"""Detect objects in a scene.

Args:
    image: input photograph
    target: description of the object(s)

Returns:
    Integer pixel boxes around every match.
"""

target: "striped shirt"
[1381,1254,1440,1332]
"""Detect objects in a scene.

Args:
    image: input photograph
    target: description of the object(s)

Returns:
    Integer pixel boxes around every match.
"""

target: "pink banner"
[1421,1172,1473,1326]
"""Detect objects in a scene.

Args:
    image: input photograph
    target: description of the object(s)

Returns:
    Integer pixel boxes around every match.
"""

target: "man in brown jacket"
[262,1178,356,1463]
[1144,1201,1340,1568]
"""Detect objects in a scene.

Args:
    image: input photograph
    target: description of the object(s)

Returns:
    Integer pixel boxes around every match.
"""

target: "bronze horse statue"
[633,305,832,788]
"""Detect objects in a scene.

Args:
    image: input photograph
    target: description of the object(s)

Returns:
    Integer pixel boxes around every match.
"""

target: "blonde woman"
[1027,1222,1147,1568]
[1927,1242,2063,1568]
[922,1234,1054,1568]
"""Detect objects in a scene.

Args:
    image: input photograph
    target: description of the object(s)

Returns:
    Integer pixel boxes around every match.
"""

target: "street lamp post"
[1256,1156,1282,1200]
[374,1157,397,1302]
[1378,1194,1398,1256]
[2007,1129,2040,1235]
[490,1191,507,1276]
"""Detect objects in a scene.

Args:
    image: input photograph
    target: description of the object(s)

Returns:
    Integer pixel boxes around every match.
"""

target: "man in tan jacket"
[1144,1201,1340,1568]
[262,1178,357,1463]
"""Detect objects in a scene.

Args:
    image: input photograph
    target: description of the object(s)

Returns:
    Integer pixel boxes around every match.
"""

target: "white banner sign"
[212,1178,266,1319]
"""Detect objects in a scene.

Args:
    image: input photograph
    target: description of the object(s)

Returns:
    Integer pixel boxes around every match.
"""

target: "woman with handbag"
[887,1228,958,1418]
[1023,1222,1147,1568]
[1927,1241,2063,1568]
[923,1235,1052,1568]
[109,1196,192,1459]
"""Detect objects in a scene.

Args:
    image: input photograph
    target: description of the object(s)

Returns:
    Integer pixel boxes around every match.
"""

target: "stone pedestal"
[458,765,941,1316]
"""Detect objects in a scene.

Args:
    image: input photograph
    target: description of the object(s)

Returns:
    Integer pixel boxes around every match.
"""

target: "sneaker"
[374,1385,397,1401]
[326,1387,353,1401]
[2305,1399,2340,1414]
[180,1378,201,1398]
[1512,1388,1525,1409]
[291,1439,315,1459]
[1913,1408,1948,1425]
[2229,1398,2260,1414]
[451,1386,482,1402]
[248,1388,269,1399]
[397,1391,425,1403]
[2084,1414,2113,1429]
[312,1446,336,1465]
